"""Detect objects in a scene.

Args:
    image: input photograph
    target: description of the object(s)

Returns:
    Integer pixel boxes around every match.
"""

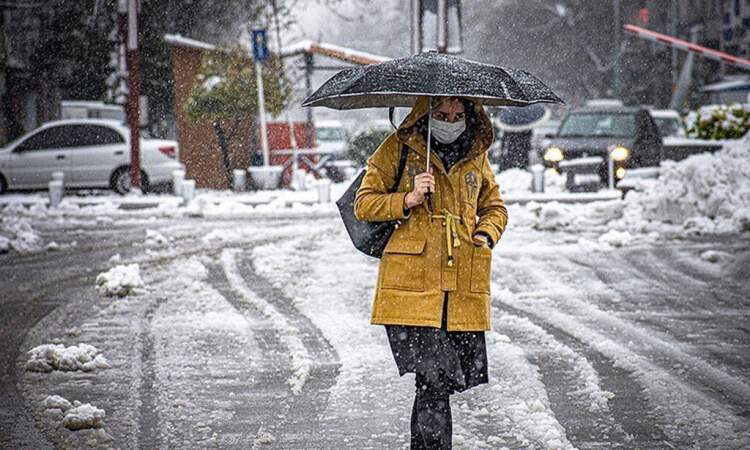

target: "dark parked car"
[541,104,723,191]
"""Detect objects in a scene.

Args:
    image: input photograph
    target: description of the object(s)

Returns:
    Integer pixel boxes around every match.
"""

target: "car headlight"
[543,146,564,162]
[610,145,630,161]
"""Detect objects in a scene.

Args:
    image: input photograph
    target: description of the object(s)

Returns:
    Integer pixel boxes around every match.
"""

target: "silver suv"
[0,119,183,194]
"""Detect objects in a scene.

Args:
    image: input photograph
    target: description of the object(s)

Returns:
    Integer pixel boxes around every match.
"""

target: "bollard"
[181,179,196,202]
[607,150,615,190]
[51,171,64,183]
[172,169,185,196]
[48,180,64,207]
[317,178,331,203]
[290,168,307,191]
[232,169,247,192]
[530,164,545,193]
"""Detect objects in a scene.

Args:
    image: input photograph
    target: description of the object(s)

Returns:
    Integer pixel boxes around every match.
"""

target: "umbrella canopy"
[495,104,552,132]
[302,51,564,109]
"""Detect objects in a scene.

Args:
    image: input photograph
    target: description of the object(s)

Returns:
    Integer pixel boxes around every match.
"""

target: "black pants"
[411,371,453,449]
[410,294,454,449]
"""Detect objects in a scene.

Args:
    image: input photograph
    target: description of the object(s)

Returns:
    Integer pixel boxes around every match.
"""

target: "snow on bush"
[95,264,143,297]
[25,343,111,372]
[621,138,750,234]
[686,103,750,140]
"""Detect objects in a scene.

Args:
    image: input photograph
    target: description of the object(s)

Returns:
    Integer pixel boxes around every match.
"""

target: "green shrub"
[686,104,750,140]
[346,128,392,167]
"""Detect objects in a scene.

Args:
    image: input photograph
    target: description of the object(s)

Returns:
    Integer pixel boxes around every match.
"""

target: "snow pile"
[621,138,750,234]
[512,200,624,231]
[700,249,731,263]
[43,395,72,411]
[63,403,106,430]
[95,264,143,297]
[496,168,565,194]
[0,215,49,253]
[598,229,634,247]
[43,395,106,431]
[144,229,169,246]
[25,343,110,372]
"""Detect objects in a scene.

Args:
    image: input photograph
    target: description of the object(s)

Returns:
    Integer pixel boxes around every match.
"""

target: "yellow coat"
[354,96,508,331]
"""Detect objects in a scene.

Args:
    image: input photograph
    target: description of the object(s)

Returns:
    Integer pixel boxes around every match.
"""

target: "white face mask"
[431,117,466,144]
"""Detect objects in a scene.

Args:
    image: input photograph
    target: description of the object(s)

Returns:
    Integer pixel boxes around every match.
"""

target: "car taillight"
[158,146,176,159]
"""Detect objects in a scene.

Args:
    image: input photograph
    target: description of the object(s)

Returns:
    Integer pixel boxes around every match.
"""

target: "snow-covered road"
[2,212,749,449]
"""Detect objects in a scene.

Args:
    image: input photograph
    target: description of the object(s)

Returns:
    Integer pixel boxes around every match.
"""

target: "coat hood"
[396,96,495,163]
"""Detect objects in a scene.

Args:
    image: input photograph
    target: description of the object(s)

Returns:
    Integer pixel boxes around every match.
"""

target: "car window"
[15,126,69,151]
[558,113,636,138]
[653,117,684,138]
[71,125,125,147]
[317,127,344,141]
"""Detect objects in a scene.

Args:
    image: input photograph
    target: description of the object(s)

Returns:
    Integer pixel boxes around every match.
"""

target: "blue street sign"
[252,28,269,62]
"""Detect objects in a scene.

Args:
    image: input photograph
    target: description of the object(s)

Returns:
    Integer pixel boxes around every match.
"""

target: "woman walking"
[354,95,508,449]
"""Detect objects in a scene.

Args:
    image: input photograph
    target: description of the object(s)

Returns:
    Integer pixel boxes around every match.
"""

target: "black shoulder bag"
[336,144,409,258]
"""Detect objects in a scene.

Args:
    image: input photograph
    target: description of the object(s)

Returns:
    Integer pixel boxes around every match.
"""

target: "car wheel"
[111,167,149,195]
[0,174,7,195]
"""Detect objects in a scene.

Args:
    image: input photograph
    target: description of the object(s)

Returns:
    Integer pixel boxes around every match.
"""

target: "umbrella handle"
[425,97,433,214]
[426,97,432,175]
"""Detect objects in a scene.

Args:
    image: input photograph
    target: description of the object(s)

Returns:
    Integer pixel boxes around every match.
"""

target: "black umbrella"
[495,104,551,132]
[303,51,563,172]
[302,51,563,110]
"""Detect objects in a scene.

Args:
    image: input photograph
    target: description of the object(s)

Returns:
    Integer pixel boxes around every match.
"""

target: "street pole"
[436,0,447,53]
[126,0,141,190]
[270,0,298,173]
[304,53,314,149]
[613,0,621,98]
[255,59,270,167]
[670,0,678,85]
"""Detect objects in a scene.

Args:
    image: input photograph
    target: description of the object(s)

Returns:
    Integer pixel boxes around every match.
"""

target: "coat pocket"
[470,245,492,294]
[381,238,426,291]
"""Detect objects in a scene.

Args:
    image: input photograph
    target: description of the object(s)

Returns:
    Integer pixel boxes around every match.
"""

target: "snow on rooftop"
[163,33,216,51]
[280,39,390,65]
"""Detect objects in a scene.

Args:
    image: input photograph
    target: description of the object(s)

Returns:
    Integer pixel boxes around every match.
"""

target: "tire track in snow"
[219,246,341,448]
[221,248,312,395]
[491,251,750,449]
[565,248,750,411]
[490,296,672,450]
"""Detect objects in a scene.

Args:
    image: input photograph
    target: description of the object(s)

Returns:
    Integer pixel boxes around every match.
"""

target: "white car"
[0,119,183,194]
[315,120,347,155]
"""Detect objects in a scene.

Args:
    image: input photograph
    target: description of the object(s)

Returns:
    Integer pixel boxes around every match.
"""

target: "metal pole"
[126,0,141,190]
[670,0,678,85]
[608,149,614,190]
[304,53,314,149]
[613,0,621,97]
[426,97,432,173]
[436,0,447,53]
[410,0,418,54]
[271,0,299,172]
[255,60,270,167]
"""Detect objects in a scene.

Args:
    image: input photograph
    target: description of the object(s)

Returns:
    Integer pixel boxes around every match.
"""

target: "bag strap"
[388,107,397,129]
[389,144,409,193]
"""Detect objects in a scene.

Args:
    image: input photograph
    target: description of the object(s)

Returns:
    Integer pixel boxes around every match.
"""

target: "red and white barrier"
[624,24,750,71]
